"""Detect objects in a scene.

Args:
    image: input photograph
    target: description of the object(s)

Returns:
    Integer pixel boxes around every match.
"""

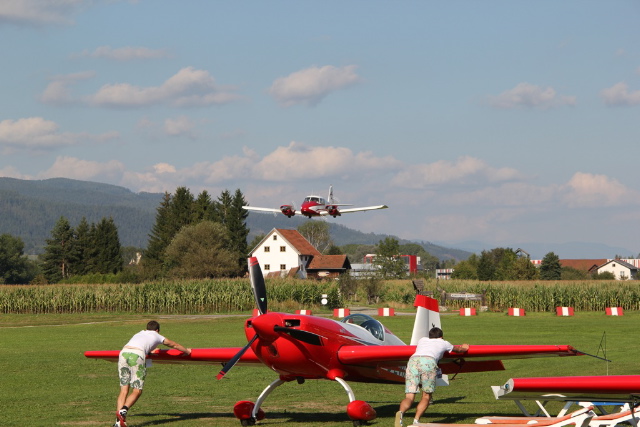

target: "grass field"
[2,310,638,427]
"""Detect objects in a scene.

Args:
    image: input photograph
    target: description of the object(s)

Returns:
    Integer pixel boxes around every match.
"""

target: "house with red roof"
[248,228,351,279]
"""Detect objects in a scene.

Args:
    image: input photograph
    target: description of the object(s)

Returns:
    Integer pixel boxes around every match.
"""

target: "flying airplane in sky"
[242,185,388,218]
[85,258,589,426]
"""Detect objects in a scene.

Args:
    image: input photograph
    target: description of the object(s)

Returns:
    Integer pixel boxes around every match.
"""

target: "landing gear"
[234,376,376,425]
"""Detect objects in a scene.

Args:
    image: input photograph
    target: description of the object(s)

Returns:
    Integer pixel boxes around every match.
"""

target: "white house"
[249,228,320,279]
[597,259,638,280]
[248,228,350,279]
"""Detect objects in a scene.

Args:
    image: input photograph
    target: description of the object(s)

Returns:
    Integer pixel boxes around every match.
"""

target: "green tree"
[163,221,240,278]
[0,234,36,284]
[511,256,539,280]
[540,251,562,280]
[228,189,250,271]
[325,244,343,255]
[248,234,266,252]
[298,221,333,253]
[74,217,93,276]
[41,216,77,283]
[92,217,123,274]
[192,190,214,222]
[373,237,407,278]
[477,250,497,281]
[451,254,479,279]
[145,192,173,266]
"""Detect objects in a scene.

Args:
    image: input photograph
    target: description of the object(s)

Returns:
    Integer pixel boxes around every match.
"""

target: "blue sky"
[1,1,639,255]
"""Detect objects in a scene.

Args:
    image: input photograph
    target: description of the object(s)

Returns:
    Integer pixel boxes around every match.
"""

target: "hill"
[0,177,471,260]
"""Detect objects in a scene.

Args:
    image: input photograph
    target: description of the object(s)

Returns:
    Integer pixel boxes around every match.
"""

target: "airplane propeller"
[216,257,322,380]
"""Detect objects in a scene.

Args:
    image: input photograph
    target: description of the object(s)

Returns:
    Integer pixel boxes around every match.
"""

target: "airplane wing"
[493,375,640,403]
[322,205,388,215]
[337,344,582,374]
[242,206,285,214]
[84,347,261,366]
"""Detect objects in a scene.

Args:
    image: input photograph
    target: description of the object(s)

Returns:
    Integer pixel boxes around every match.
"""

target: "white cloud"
[40,71,95,105]
[268,65,361,107]
[163,116,196,138]
[392,156,522,189]
[38,156,126,181]
[88,67,242,108]
[42,67,242,108]
[489,83,576,109]
[252,141,401,180]
[600,82,640,106]
[0,0,83,26]
[562,172,640,207]
[75,46,171,61]
[0,116,118,150]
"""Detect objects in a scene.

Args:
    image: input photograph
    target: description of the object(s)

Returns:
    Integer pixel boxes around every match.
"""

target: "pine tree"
[215,189,249,274]
[74,217,92,276]
[41,216,76,283]
[193,190,214,222]
[145,192,173,266]
[93,217,123,274]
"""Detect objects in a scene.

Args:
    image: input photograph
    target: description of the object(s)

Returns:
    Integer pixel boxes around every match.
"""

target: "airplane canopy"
[340,313,384,341]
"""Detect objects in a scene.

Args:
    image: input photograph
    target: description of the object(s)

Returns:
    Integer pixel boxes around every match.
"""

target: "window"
[280,264,286,270]
[273,235,277,240]
[264,264,270,271]
[264,246,270,252]
[280,246,286,252]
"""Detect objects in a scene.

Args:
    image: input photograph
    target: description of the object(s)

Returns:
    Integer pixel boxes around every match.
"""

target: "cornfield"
[417,279,640,312]
[0,279,342,314]
[1,278,639,314]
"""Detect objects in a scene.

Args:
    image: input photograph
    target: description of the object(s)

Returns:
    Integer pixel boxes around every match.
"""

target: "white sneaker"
[395,411,404,427]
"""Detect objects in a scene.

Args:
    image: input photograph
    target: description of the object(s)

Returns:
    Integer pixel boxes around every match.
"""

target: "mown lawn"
[1,310,638,427]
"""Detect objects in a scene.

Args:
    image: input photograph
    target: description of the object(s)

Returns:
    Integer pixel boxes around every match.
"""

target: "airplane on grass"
[85,257,590,426]
[493,375,640,406]
[242,185,387,218]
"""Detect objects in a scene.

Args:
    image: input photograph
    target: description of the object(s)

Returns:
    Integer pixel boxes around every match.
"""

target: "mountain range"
[0,177,471,261]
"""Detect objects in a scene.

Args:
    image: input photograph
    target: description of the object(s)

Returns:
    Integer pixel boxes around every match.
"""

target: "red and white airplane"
[85,258,589,426]
[493,375,640,405]
[242,185,388,218]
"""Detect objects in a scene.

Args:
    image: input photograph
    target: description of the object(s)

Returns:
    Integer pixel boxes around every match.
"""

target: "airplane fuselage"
[245,311,407,383]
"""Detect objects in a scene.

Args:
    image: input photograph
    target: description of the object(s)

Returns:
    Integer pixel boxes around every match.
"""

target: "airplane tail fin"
[411,295,449,386]
[410,295,441,345]
[328,185,334,204]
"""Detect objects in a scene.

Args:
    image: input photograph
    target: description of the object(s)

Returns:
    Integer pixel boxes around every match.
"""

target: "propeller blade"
[273,326,323,346]
[248,257,267,315]
[216,335,258,380]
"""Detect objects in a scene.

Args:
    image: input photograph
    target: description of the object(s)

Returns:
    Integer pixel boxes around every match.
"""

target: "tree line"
[0,187,250,284]
[451,248,618,280]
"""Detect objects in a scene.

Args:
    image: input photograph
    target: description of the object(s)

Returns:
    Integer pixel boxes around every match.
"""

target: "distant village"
[251,228,639,281]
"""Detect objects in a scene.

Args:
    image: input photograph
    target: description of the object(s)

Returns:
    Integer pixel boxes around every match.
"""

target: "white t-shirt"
[412,337,454,361]
[124,330,166,354]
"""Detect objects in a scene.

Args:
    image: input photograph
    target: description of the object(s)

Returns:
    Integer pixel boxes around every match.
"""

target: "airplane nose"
[250,312,283,343]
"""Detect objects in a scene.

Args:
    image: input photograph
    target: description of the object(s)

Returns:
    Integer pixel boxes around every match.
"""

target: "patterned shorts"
[405,356,437,394]
[118,349,147,389]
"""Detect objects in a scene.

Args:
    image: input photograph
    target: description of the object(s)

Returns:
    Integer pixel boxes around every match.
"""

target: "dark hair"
[428,327,443,339]
[147,320,160,332]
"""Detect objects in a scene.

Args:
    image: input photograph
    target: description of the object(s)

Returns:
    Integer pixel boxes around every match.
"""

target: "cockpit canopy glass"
[304,196,324,204]
[340,313,384,341]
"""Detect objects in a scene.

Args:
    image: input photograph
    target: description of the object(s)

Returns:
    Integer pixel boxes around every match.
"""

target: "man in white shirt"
[395,327,469,427]
[115,320,191,427]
